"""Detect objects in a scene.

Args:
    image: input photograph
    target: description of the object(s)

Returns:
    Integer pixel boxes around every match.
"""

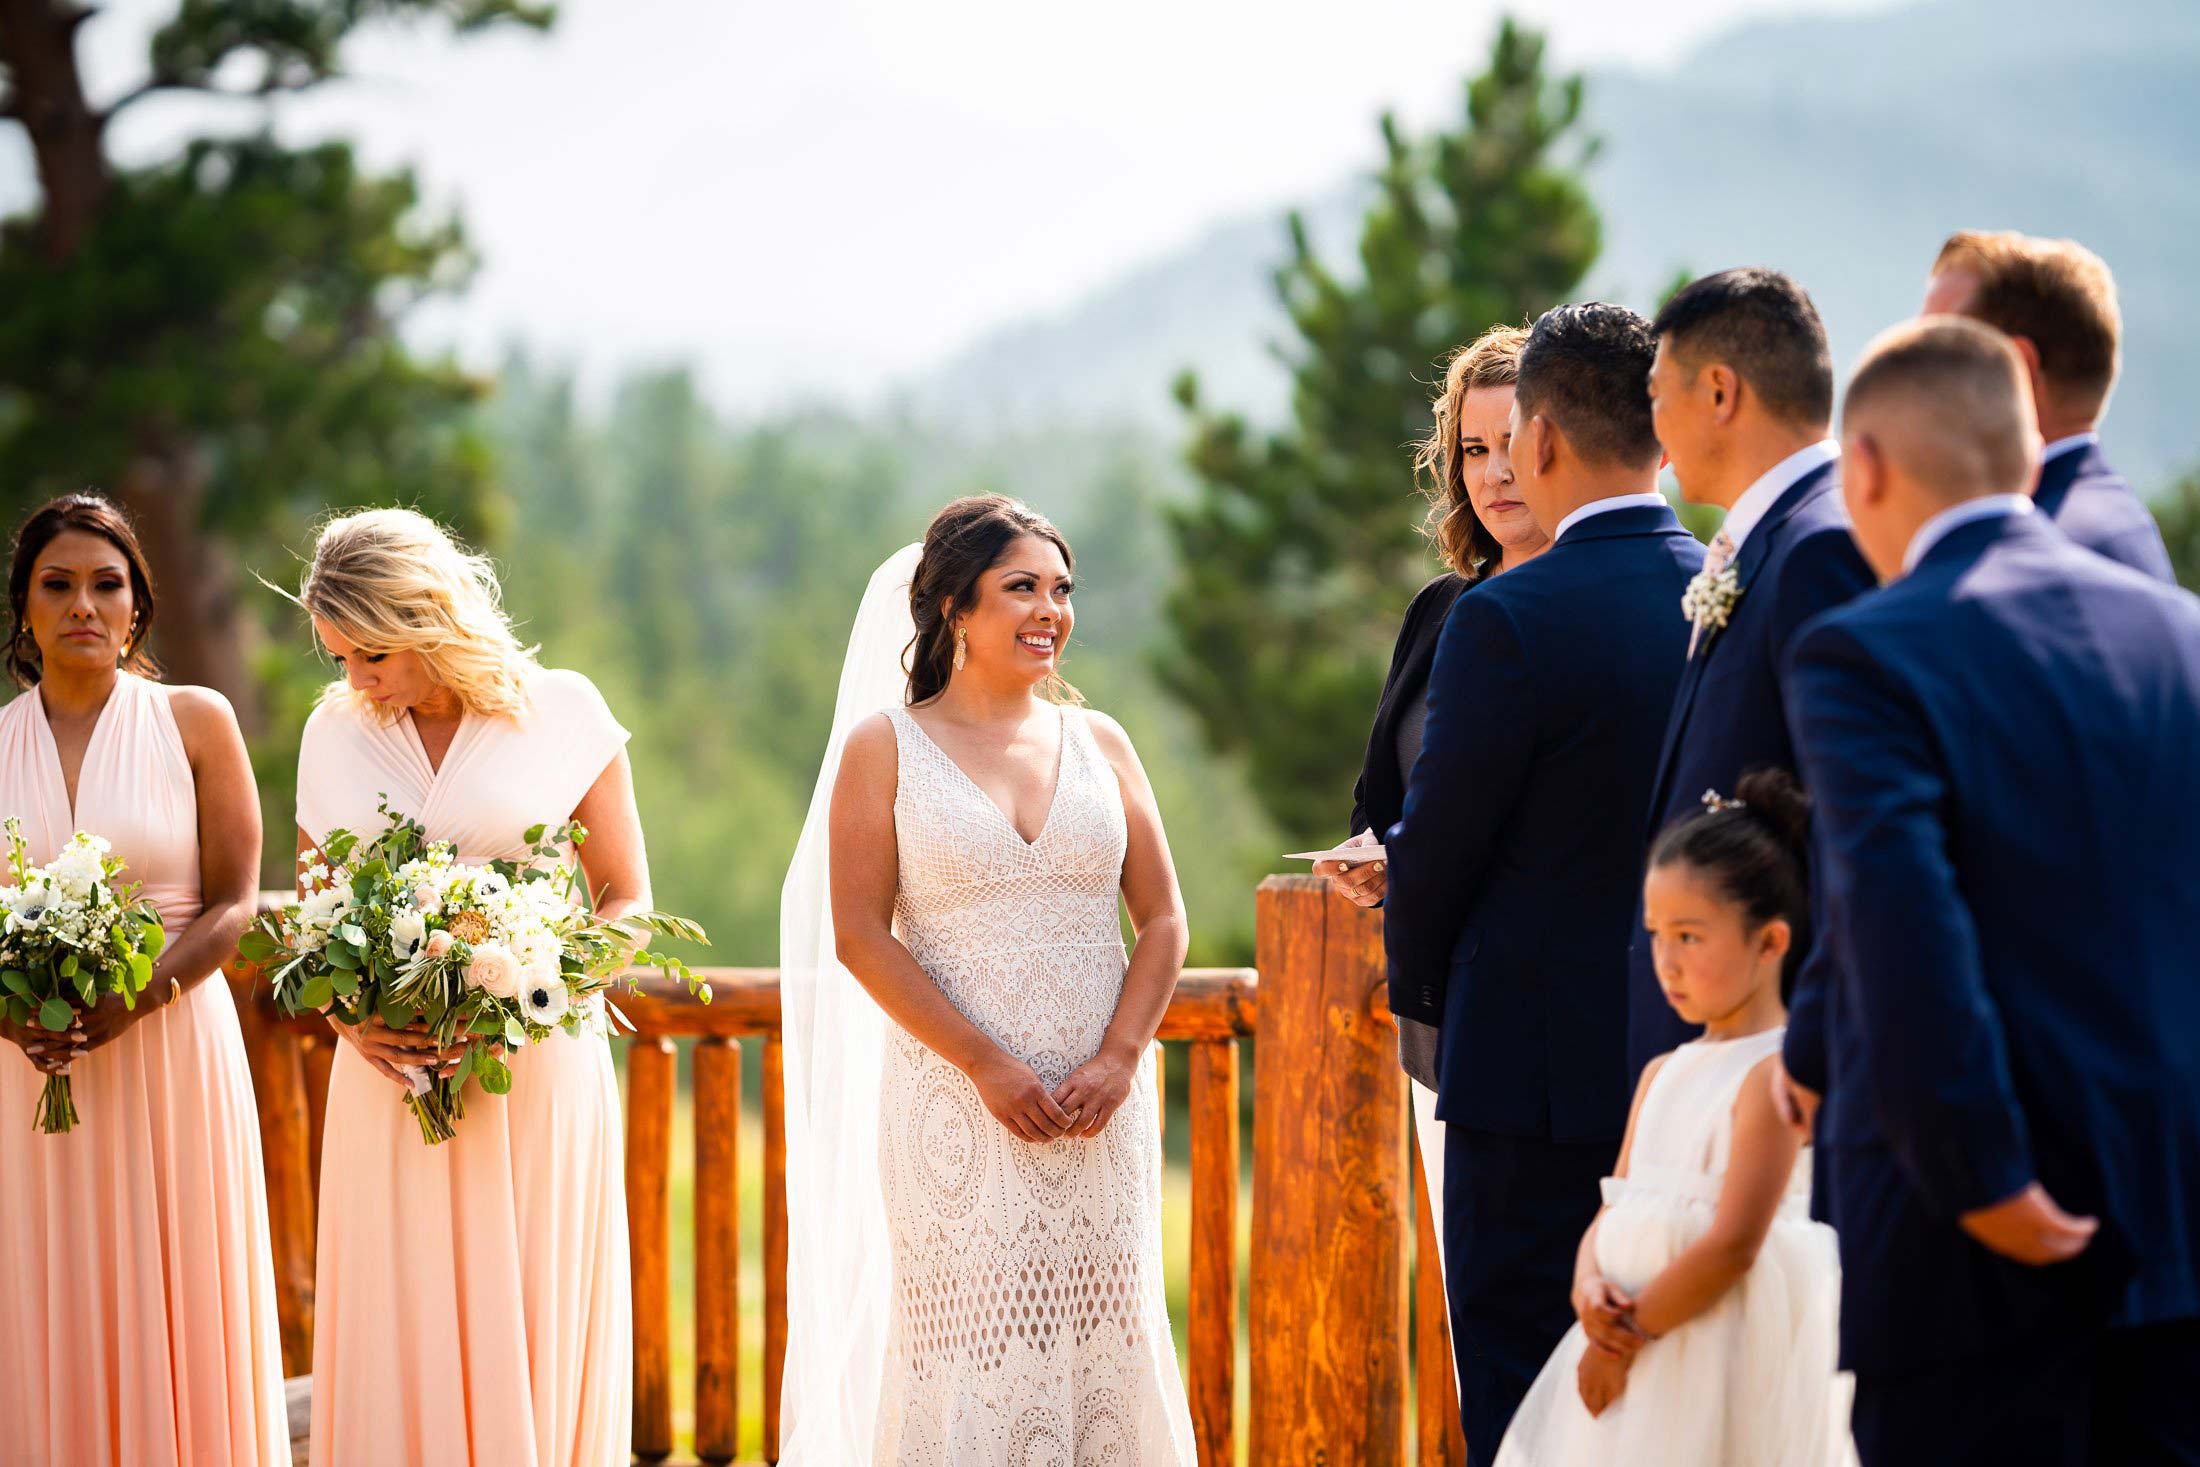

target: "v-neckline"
[904,704,1068,849]
[37,673,128,829]
[401,704,472,782]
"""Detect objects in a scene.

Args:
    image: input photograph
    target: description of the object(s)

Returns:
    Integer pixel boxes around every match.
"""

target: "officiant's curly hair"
[1416,325,1527,579]
[289,507,540,722]
[7,493,161,689]
[907,495,1082,708]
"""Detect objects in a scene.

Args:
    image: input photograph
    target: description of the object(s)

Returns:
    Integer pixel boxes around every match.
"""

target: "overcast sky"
[21,0,1901,409]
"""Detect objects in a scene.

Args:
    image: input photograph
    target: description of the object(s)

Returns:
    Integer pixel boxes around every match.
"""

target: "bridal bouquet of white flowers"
[0,817,168,1133]
[240,800,708,1144]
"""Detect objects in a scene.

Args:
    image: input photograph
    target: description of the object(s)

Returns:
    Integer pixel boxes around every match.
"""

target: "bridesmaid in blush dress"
[294,509,643,1466]
[0,494,289,1467]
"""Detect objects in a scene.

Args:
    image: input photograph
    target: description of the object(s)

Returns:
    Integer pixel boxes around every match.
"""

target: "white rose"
[390,911,428,958]
[465,942,522,999]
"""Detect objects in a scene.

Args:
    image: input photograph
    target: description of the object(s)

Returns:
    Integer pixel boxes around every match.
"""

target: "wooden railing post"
[1188,1037,1239,1464]
[1250,877,1409,1466]
[694,1037,741,1464]
[626,1036,676,1463]
[228,970,316,1378]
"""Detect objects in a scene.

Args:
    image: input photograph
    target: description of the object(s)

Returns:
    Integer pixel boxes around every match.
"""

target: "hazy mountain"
[904,0,2200,489]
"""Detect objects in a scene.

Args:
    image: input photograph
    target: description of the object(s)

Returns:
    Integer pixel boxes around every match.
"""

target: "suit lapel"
[1645,463,1837,834]
[1734,461,1835,589]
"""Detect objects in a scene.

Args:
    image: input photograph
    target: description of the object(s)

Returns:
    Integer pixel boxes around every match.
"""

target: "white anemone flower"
[519,971,570,1026]
[390,910,428,958]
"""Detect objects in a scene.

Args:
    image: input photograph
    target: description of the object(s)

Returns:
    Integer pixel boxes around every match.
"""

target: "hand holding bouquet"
[0,817,168,1133]
[241,800,708,1144]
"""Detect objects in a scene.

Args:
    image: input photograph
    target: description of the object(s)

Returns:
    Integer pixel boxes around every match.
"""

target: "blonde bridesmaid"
[0,494,289,1466]
[295,508,640,1465]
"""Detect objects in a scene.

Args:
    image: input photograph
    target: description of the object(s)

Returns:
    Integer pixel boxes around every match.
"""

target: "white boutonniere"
[1682,565,1743,657]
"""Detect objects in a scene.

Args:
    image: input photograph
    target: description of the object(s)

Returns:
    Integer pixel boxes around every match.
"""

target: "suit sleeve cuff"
[1782,992,1828,1094]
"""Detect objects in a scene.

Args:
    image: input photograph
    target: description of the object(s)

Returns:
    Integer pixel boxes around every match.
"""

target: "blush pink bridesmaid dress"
[0,672,291,1467]
[298,666,633,1467]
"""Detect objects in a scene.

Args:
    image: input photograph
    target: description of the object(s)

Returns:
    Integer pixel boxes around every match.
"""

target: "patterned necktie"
[1687,529,1738,657]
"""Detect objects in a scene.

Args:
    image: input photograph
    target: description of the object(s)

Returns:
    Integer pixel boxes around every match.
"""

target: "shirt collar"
[1719,439,1839,552]
[2040,430,2100,466]
[1902,493,2034,574]
[1551,491,1671,544]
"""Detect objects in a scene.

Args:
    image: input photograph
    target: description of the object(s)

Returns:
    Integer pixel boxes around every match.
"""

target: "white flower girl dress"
[1496,1027,1857,1467]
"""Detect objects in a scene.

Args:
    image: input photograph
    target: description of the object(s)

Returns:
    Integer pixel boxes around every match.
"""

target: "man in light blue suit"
[1386,302,1704,1462]
[1923,230,2175,582]
[1786,316,2200,1465]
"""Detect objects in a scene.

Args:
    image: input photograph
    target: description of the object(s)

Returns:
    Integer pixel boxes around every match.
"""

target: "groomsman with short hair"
[1786,315,2200,1466]
[1385,302,1705,1462]
[1630,267,1875,1083]
[1923,230,2175,581]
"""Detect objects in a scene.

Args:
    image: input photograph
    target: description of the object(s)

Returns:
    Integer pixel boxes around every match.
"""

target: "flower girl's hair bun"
[1652,767,1811,958]
[1732,767,1812,861]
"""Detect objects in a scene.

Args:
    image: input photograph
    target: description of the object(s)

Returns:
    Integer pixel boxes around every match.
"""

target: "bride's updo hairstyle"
[1650,767,1813,984]
[296,507,538,721]
[906,494,1081,708]
[7,493,160,688]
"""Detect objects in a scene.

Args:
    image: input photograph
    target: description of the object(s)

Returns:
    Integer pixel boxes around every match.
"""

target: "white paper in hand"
[1284,843,1386,866]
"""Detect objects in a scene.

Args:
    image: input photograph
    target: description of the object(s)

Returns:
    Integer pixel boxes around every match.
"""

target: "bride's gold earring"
[952,626,968,673]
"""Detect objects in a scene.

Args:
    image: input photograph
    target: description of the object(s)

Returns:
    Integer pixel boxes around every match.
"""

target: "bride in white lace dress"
[818,496,1196,1465]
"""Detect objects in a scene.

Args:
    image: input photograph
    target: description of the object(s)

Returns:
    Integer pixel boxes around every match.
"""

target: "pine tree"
[2153,465,2200,592]
[1160,20,1602,845]
[0,0,550,726]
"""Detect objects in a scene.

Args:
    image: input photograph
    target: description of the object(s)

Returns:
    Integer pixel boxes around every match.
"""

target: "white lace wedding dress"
[872,704,1195,1466]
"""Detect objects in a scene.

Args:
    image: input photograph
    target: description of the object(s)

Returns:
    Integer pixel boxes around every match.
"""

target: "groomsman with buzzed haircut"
[1787,315,2200,1466]
[1630,268,1874,1085]
[1922,230,2175,581]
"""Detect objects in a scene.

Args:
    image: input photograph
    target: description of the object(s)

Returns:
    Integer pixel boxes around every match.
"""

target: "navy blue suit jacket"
[2036,439,2174,583]
[1385,502,1705,1142]
[1785,510,2200,1373]
[1629,462,1874,1079]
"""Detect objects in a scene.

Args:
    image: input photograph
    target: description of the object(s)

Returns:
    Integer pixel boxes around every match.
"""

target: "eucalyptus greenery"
[240,799,707,1144]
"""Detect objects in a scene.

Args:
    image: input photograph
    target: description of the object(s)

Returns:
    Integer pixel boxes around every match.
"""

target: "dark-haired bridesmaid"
[0,493,289,1466]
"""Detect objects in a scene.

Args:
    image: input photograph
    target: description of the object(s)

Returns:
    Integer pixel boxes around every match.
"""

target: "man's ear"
[1526,411,1558,477]
[1708,363,1741,426]
[2007,336,2050,425]
[1846,432,1886,506]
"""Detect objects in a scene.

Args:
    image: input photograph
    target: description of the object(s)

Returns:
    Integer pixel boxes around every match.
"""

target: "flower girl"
[1497,769,1855,1466]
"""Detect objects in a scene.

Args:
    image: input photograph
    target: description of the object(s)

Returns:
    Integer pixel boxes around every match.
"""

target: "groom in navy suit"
[1787,316,2200,1465]
[1386,303,1705,1462]
[1923,230,2174,582]
[1629,268,1874,1079]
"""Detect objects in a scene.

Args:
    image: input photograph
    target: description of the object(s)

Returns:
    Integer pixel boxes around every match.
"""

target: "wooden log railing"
[228,876,1464,1465]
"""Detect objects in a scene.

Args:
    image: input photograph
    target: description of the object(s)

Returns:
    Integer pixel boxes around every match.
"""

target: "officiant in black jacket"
[1316,323,1549,1311]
